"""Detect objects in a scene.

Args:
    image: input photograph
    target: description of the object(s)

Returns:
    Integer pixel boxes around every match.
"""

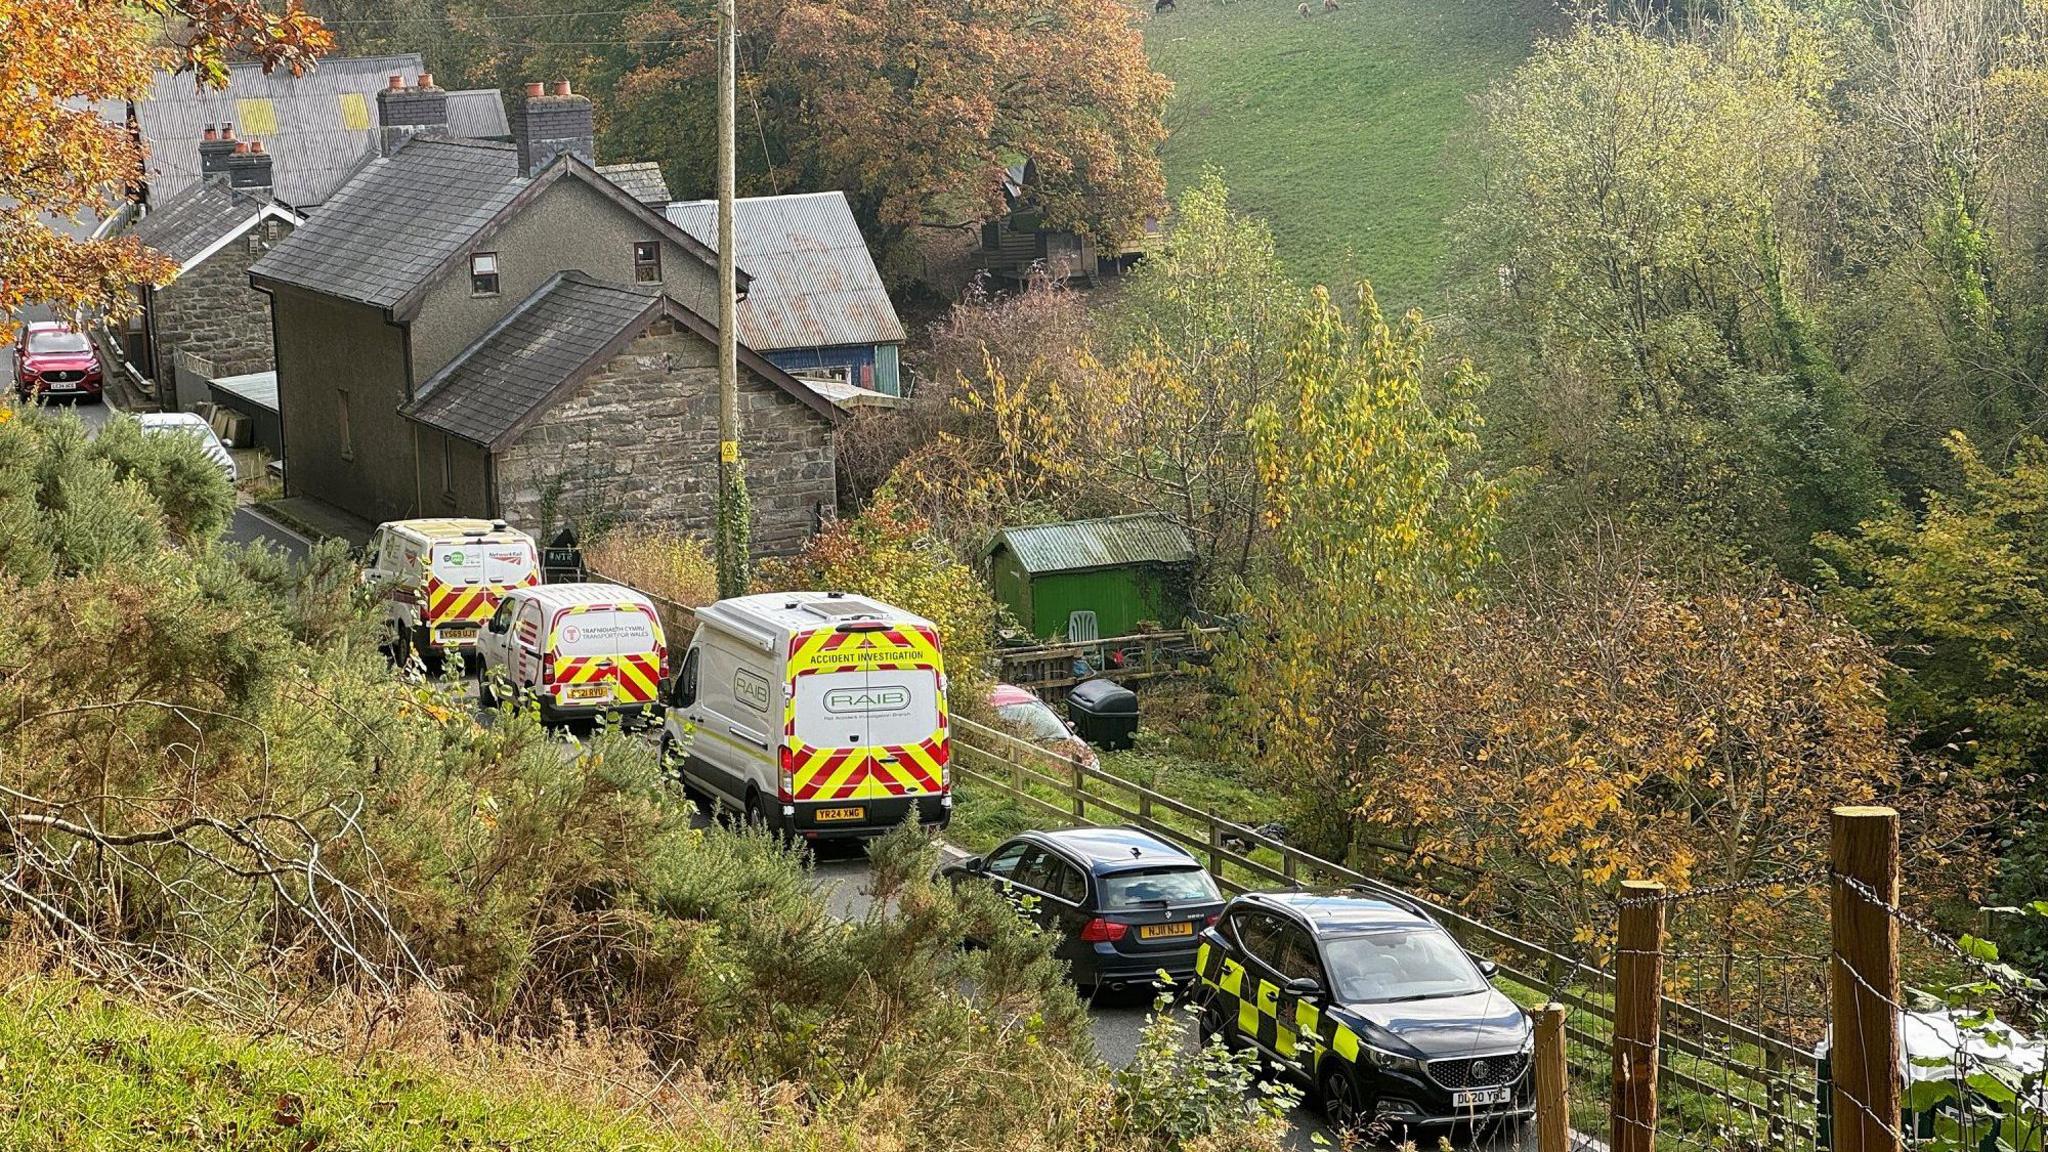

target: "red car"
[12,322,104,403]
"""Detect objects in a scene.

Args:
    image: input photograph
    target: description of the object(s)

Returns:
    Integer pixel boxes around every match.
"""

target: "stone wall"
[495,321,836,554]
[154,219,291,411]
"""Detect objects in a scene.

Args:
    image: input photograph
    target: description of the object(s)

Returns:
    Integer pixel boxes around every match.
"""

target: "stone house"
[127,130,301,409]
[248,81,841,551]
[403,272,838,550]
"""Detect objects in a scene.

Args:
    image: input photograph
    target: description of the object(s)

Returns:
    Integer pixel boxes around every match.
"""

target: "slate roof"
[130,182,297,270]
[250,139,728,316]
[403,272,839,448]
[597,162,672,206]
[985,513,1197,575]
[134,55,513,210]
[249,137,522,309]
[666,191,904,352]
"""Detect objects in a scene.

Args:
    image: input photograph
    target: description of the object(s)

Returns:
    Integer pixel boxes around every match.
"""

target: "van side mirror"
[1285,976,1325,999]
[1477,958,1500,979]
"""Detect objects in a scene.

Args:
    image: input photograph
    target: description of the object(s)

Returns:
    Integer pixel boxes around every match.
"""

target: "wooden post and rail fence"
[594,573,1910,1152]
[952,717,1909,1152]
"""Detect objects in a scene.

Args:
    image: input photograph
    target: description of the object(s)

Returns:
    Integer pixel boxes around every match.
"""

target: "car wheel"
[1321,1064,1370,1132]
[1198,996,1237,1050]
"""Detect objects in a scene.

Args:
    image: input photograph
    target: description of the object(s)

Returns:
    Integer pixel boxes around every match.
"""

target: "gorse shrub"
[0,412,1284,1152]
[585,525,721,608]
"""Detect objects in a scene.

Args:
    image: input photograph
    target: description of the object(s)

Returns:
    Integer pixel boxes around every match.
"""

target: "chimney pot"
[203,124,218,141]
[221,122,235,139]
[234,141,250,154]
[553,79,573,97]
[251,139,265,154]
[525,81,545,98]
[388,74,403,90]
[418,72,435,89]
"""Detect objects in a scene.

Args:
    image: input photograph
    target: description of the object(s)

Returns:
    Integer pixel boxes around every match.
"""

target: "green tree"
[1459,9,1883,569]
[1100,172,1305,584]
[1218,284,1501,855]
[1817,433,2048,961]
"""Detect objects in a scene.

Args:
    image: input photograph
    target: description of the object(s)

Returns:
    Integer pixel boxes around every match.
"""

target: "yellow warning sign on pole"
[720,440,739,463]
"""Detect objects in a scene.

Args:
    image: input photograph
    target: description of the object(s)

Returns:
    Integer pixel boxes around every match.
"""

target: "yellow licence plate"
[814,806,866,823]
[437,624,478,642]
[566,684,612,702]
[1138,922,1195,940]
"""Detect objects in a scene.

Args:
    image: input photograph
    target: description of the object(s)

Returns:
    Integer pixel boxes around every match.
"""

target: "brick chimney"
[224,139,274,199]
[513,79,594,178]
[199,122,238,184]
[377,72,449,157]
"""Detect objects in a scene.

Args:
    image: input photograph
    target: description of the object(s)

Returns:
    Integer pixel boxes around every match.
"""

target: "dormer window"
[634,241,661,284]
[470,252,500,297]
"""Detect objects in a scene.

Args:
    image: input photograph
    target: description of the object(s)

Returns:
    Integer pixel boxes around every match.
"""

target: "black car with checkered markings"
[1193,889,1535,1136]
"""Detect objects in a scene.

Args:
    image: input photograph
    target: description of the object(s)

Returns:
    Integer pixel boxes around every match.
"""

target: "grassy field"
[1140,0,1548,309]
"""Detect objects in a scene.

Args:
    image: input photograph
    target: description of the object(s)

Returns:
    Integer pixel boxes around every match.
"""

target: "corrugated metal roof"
[447,89,508,139]
[133,56,511,210]
[987,514,1196,575]
[665,191,904,352]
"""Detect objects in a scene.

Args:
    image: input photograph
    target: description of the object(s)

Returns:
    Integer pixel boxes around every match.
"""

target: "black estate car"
[1193,889,1535,1136]
[943,826,1225,991]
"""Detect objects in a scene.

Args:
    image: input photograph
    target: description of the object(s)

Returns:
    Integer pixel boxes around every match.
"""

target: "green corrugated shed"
[985,513,1197,639]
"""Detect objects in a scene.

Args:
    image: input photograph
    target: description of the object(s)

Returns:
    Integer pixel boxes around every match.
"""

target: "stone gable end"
[155,217,294,406]
[494,320,836,553]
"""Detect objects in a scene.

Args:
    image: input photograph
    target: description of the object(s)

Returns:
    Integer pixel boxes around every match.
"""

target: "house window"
[337,389,353,461]
[633,241,661,283]
[441,434,456,498]
[470,252,500,297]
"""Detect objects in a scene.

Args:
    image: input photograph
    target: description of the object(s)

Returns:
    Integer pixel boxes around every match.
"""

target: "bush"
[584,525,720,608]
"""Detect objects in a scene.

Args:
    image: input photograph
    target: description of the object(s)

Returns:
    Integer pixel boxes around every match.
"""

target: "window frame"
[984,840,1034,879]
[633,240,661,284]
[336,388,353,461]
[469,251,500,297]
[440,433,456,498]
[669,648,701,708]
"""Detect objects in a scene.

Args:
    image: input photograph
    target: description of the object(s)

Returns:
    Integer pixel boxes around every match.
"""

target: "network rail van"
[364,518,540,671]
[659,592,952,840]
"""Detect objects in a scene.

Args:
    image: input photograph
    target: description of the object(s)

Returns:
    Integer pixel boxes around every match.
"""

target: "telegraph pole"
[714,0,750,598]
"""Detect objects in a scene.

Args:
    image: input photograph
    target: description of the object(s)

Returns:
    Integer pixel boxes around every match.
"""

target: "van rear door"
[550,605,662,705]
[787,625,947,804]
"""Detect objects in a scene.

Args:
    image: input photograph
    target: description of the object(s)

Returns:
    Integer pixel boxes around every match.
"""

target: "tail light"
[777,745,795,803]
[934,741,951,790]
[543,650,556,688]
[1080,918,1127,944]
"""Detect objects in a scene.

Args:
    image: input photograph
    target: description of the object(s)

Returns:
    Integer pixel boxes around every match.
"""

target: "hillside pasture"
[1142,0,1545,308]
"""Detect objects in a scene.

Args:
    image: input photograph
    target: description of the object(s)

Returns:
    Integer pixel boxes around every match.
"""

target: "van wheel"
[746,790,789,844]
[478,675,498,710]
[380,622,406,666]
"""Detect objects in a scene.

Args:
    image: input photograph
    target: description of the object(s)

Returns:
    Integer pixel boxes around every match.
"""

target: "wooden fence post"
[1208,819,1224,877]
[1070,756,1086,821]
[1535,1002,1571,1152]
[1611,879,1666,1152]
[1829,806,1901,1152]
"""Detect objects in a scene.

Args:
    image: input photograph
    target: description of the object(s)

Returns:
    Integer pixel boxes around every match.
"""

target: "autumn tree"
[1098,173,1305,584]
[608,0,1169,273]
[1374,544,1911,938]
[1,0,330,333]
[1217,285,1501,856]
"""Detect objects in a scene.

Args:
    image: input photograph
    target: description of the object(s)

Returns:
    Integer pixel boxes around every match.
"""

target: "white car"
[135,412,237,483]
